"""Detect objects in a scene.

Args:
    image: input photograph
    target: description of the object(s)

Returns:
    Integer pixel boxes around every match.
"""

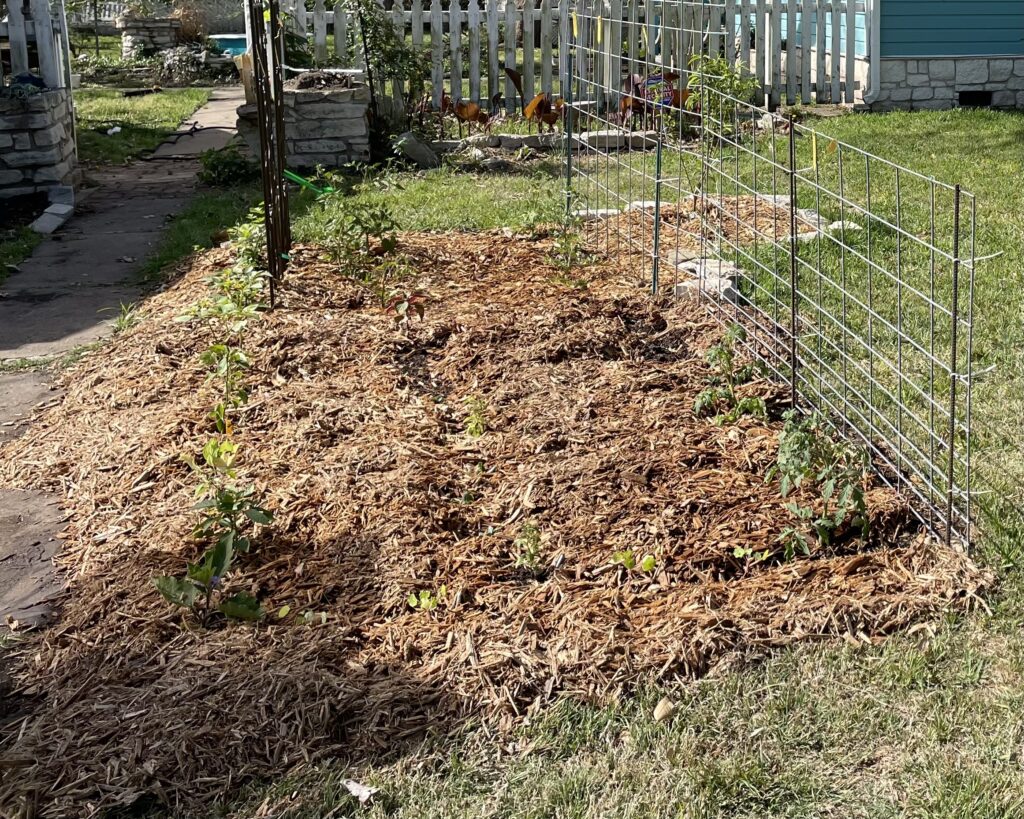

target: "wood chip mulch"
[0,229,987,817]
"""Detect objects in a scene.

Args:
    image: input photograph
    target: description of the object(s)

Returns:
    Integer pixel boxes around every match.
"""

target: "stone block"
[290,152,341,169]
[575,129,625,150]
[879,61,906,83]
[3,147,63,168]
[33,161,74,183]
[912,87,934,101]
[955,59,988,85]
[929,60,955,81]
[293,103,368,120]
[32,124,67,147]
[992,90,1017,108]
[990,60,1014,83]
[293,138,348,154]
[0,113,51,131]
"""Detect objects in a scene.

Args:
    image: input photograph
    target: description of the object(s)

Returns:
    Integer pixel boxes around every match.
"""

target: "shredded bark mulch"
[0,230,986,816]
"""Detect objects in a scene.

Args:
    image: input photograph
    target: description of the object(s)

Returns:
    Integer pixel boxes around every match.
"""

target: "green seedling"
[514,522,543,574]
[464,397,488,437]
[407,585,447,612]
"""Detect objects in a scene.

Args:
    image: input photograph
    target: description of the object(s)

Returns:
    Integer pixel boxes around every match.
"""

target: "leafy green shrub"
[198,145,259,187]
[685,55,760,133]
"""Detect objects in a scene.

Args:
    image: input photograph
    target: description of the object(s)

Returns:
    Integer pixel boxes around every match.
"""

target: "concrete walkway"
[0,87,243,627]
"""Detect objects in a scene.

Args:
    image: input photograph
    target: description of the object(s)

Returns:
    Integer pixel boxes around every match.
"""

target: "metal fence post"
[651,136,663,295]
[564,46,574,216]
[947,184,961,547]
[787,114,799,407]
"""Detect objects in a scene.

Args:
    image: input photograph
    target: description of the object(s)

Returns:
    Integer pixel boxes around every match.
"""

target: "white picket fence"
[282,0,868,110]
[0,0,74,88]
[56,0,869,106]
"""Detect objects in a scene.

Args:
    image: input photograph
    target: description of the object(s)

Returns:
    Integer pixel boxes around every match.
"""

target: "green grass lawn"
[73,88,210,164]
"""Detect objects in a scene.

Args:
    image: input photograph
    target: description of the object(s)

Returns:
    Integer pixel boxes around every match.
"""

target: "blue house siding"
[881,0,1024,58]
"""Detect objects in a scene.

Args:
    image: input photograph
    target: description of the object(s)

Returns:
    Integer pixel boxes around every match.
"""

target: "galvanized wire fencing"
[563,1,978,548]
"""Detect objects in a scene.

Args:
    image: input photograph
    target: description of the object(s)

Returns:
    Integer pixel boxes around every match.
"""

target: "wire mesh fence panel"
[563,0,978,548]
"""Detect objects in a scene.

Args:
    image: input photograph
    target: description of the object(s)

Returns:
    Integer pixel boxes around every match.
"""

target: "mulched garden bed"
[0,229,986,816]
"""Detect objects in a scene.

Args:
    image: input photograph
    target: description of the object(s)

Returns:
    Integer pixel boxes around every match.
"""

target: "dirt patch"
[0,231,985,816]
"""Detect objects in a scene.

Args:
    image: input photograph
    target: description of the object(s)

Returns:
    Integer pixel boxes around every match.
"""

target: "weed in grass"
[103,301,140,334]
[198,145,259,187]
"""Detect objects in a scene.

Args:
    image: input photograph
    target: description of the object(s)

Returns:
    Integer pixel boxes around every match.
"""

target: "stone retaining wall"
[871,57,1024,111]
[0,90,77,200]
[236,85,371,170]
[117,16,182,58]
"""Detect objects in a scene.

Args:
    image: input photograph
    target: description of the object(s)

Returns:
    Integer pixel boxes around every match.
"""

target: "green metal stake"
[651,136,663,295]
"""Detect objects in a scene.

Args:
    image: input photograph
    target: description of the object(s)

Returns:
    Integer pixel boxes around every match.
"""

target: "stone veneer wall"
[117,17,182,58]
[871,57,1024,111]
[0,90,77,200]
[236,85,371,170]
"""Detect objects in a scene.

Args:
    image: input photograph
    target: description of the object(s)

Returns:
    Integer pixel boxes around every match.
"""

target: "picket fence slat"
[468,0,482,103]
[487,0,500,104]
[504,0,516,112]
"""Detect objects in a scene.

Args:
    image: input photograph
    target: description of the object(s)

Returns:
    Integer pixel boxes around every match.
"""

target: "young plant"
[768,410,870,559]
[514,521,543,574]
[693,324,766,423]
[685,55,760,136]
[407,585,447,612]
[548,212,589,273]
[386,290,427,327]
[464,396,488,437]
[612,549,657,573]
[154,439,272,625]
